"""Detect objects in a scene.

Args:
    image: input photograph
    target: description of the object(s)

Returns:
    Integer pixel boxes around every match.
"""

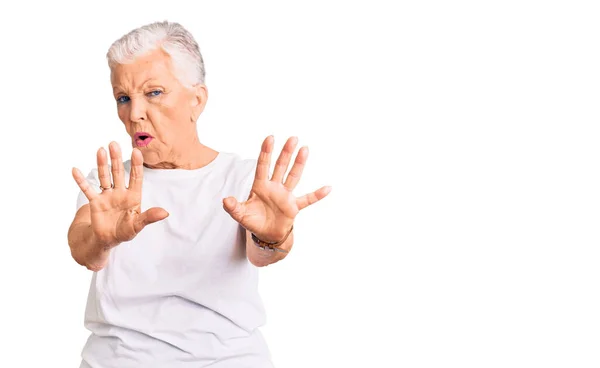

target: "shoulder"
[217,152,257,182]
[216,152,257,198]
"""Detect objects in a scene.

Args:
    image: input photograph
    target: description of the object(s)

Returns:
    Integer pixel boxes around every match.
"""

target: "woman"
[68,21,330,368]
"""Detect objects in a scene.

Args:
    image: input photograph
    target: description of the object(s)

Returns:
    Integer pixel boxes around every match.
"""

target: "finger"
[109,142,125,189]
[134,207,169,233]
[72,167,98,201]
[296,186,332,210]
[96,147,112,190]
[271,136,298,183]
[222,196,247,224]
[255,136,274,181]
[128,148,144,192]
[283,146,308,191]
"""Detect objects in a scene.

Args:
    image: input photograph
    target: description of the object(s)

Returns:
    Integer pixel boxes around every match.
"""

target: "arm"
[245,228,294,267]
[223,136,331,267]
[68,143,169,272]
[67,204,112,272]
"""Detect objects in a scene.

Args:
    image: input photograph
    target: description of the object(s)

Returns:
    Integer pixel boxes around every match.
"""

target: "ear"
[190,84,208,122]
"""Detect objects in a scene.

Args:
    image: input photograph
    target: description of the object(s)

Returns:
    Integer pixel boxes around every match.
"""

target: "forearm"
[68,222,111,271]
[245,229,294,267]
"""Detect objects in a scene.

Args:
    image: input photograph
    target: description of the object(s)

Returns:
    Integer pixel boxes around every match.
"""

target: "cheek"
[159,93,189,119]
[148,102,184,129]
[117,106,133,134]
[117,105,128,122]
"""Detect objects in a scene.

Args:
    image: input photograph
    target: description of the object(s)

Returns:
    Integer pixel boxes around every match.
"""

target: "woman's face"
[110,48,206,168]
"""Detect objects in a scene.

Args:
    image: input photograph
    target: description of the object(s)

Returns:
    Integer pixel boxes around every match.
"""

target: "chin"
[140,150,161,165]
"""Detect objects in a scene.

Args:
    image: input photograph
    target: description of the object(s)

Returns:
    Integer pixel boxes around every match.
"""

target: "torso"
[77,152,272,368]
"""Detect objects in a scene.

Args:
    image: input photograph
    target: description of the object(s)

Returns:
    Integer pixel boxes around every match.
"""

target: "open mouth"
[134,132,153,147]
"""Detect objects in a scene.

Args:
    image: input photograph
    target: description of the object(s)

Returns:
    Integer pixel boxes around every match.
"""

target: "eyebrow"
[112,78,155,92]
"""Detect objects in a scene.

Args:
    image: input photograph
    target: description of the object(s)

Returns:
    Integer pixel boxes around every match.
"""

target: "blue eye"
[117,96,130,104]
[148,90,162,97]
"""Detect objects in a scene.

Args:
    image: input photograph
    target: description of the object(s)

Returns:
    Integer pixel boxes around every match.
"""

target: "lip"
[134,132,154,147]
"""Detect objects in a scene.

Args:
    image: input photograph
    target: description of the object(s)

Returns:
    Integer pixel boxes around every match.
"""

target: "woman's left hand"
[223,136,331,243]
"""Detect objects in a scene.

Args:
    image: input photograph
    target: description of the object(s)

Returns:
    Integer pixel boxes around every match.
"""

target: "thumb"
[223,196,246,223]
[134,207,169,233]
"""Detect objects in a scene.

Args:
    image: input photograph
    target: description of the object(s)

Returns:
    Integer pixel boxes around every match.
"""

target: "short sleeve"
[76,168,101,211]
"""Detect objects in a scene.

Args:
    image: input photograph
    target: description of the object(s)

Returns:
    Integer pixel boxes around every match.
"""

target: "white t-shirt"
[75,152,273,368]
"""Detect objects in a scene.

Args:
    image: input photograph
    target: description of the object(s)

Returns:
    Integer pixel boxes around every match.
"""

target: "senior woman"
[68,21,330,368]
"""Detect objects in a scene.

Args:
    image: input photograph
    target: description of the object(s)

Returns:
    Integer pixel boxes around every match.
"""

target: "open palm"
[72,142,169,248]
[223,136,331,243]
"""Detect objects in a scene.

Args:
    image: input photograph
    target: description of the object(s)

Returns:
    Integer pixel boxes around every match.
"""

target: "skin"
[68,47,331,270]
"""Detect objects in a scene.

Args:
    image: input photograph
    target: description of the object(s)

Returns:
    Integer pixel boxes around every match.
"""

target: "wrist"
[90,228,119,250]
[85,229,114,271]
[253,224,294,244]
[250,227,294,261]
[252,225,294,249]
[246,226,294,266]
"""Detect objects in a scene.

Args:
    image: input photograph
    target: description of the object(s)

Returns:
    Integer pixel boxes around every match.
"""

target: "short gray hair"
[106,21,206,87]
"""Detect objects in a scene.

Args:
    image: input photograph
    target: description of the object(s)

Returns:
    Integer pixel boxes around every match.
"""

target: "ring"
[99,183,114,191]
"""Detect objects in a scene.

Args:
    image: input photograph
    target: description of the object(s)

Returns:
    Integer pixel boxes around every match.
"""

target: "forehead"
[111,48,176,88]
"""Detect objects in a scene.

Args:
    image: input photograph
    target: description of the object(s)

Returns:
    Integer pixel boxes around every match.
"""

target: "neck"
[144,136,218,170]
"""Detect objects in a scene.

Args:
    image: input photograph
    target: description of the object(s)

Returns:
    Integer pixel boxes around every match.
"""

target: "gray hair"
[106,21,206,87]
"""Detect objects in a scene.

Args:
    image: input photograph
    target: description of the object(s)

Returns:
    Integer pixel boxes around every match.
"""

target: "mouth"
[134,132,154,147]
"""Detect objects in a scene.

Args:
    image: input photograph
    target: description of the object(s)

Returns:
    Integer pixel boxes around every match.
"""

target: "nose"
[129,96,147,122]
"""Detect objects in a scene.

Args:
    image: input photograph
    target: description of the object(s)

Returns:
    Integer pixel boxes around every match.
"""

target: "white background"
[0,1,599,367]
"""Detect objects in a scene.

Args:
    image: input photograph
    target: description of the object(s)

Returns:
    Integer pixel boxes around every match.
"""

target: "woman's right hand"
[72,142,169,250]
